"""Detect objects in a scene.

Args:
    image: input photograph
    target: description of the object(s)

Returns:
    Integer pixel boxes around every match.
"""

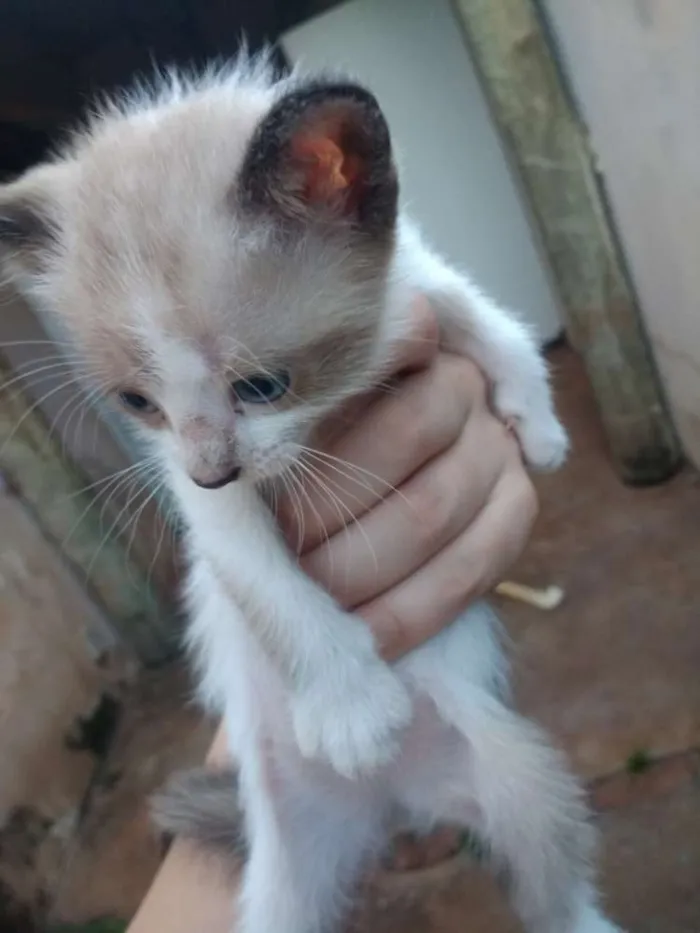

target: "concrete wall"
[283,0,564,344]
[0,482,125,925]
[542,0,700,467]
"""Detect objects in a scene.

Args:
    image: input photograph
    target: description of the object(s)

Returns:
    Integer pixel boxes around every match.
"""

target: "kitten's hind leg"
[395,685,623,933]
[238,755,382,933]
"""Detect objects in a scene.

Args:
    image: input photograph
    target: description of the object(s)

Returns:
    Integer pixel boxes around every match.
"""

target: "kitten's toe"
[569,901,626,933]
[292,665,412,778]
[513,414,569,472]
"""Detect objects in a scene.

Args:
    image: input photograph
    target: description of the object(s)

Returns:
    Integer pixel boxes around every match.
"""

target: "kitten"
[0,54,623,933]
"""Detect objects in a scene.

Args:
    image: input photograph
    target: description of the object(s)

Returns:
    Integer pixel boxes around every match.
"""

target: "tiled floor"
[47,347,700,931]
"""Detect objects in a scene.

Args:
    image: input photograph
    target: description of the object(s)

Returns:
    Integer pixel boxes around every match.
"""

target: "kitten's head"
[0,58,398,488]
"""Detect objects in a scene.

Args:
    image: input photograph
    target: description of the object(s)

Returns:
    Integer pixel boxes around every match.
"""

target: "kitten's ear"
[0,163,70,284]
[238,79,398,235]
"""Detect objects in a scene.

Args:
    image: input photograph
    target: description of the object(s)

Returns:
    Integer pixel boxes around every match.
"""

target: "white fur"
[176,226,621,933]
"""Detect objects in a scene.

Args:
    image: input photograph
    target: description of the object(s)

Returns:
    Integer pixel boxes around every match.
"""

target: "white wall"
[542,0,700,467]
[282,0,563,344]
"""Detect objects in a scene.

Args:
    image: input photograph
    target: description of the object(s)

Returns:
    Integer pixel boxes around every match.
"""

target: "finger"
[284,355,487,549]
[359,465,538,662]
[300,412,509,608]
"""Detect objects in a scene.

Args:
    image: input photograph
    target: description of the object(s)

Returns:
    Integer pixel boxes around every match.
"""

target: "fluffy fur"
[0,52,623,933]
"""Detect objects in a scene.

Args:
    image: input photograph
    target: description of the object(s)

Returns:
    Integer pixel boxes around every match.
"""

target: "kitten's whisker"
[62,471,136,549]
[0,339,76,352]
[117,483,161,590]
[64,457,159,500]
[124,473,166,571]
[295,458,351,538]
[0,374,95,462]
[295,458,380,582]
[301,448,380,503]
[87,468,160,582]
[146,480,172,586]
[301,447,414,511]
[288,463,328,553]
[62,457,161,554]
[302,458,378,523]
[96,460,159,531]
[290,463,332,548]
[291,472,307,554]
[267,479,279,518]
[289,462,337,580]
[148,501,169,579]
[0,359,78,397]
[63,383,106,455]
[280,469,306,555]
[1,350,80,370]
[45,381,99,454]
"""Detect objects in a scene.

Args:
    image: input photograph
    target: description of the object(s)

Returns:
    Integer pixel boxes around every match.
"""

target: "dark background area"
[0,0,341,178]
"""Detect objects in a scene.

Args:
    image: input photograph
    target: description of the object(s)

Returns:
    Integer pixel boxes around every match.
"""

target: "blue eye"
[118,390,159,414]
[232,371,290,404]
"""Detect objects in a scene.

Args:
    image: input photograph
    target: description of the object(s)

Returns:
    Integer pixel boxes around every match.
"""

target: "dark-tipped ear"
[0,164,69,282]
[237,79,398,236]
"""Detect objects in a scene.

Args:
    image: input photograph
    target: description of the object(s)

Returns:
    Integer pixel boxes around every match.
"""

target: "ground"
[22,347,700,930]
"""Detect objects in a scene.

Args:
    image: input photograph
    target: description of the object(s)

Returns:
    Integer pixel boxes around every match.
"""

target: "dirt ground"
[11,346,700,931]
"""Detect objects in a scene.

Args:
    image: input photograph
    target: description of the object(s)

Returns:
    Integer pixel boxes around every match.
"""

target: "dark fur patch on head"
[237,78,398,237]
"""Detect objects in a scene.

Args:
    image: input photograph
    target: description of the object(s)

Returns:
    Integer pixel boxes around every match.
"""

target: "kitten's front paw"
[506,410,569,472]
[292,663,412,778]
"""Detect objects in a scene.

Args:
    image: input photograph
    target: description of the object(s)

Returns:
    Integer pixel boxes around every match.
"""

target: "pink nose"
[192,466,242,489]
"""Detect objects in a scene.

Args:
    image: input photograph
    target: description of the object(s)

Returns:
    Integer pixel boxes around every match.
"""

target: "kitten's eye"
[117,390,159,415]
[232,371,290,404]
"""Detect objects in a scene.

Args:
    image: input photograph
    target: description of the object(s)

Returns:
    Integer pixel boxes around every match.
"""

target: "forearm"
[128,728,236,933]
[127,838,236,933]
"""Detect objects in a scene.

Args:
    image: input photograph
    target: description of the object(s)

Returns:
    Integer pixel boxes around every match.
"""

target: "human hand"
[278,296,538,661]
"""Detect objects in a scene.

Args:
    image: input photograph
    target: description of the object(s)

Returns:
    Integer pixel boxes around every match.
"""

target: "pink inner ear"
[290,129,362,208]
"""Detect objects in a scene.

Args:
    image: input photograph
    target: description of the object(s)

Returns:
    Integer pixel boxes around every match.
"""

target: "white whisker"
[294,457,379,581]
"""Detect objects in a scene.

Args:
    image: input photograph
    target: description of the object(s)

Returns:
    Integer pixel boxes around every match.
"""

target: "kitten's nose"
[192,466,242,489]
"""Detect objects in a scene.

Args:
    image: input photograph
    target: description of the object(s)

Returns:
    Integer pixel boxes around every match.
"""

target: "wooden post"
[453,0,682,485]
[0,354,177,664]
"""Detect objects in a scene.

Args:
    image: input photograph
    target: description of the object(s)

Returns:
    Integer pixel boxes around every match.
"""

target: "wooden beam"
[0,354,177,665]
[453,0,682,485]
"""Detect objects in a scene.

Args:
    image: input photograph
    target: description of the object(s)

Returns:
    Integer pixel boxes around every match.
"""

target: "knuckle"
[512,471,539,524]
[408,476,453,547]
[386,354,487,460]
[444,354,486,405]
[443,550,485,612]
[410,360,473,450]
[387,368,442,453]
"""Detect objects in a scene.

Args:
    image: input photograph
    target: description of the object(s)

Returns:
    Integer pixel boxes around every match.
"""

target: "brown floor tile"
[599,780,700,933]
[49,665,214,924]
[591,751,699,812]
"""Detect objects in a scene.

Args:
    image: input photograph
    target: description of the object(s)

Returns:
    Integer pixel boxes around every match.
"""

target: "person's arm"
[128,728,234,933]
[128,298,537,932]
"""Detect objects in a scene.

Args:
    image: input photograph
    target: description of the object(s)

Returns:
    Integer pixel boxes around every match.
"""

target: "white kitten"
[0,53,622,933]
